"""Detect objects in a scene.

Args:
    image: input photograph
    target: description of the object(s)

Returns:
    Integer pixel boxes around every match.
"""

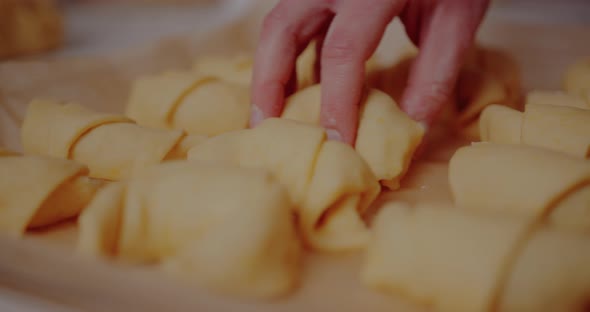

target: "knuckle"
[322,35,360,64]
[407,81,453,108]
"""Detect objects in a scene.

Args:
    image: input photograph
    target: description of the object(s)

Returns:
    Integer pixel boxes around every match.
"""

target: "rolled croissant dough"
[10,47,590,309]
[78,162,300,298]
[188,118,380,251]
[362,202,530,312]
[0,155,100,236]
[479,102,590,158]
[127,71,250,136]
[22,99,131,159]
[282,85,424,189]
[521,104,590,158]
[499,227,590,312]
[363,201,590,312]
[22,100,201,180]
[479,104,522,145]
[449,143,590,229]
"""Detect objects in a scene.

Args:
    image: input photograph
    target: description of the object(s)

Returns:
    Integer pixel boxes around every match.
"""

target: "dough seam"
[66,120,133,160]
[165,76,220,126]
[489,178,590,310]
[27,167,89,231]
[162,134,189,162]
[489,220,546,311]
[28,171,90,229]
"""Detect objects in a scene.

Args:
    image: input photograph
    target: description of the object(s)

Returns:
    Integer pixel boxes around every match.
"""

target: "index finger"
[319,0,403,144]
[250,0,331,127]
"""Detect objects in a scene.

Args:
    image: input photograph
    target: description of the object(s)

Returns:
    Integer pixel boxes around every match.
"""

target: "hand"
[250,0,490,145]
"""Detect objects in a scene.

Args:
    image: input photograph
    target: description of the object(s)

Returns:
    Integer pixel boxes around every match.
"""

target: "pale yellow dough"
[362,202,530,312]
[479,104,522,145]
[563,57,590,97]
[526,90,589,109]
[296,41,318,90]
[282,85,424,189]
[188,118,380,251]
[78,182,124,257]
[78,162,300,298]
[479,103,590,158]
[126,71,250,136]
[449,143,590,229]
[363,202,590,312]
[193,54,253,86]
[21,99,131,159]
[499,228,590,312]
[22,100,192,180]
[521,103,590,158]
[0,155,100,236]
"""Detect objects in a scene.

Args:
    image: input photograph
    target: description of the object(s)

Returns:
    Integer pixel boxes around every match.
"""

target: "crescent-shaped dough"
[70,123,184,180]
[282,85,424,189]
[21,99,131,159]
[188,118,379,251]
[0,155,100,236]
[563,57,590,97]
[362,202,530,312]
[126,72,209,129]
[449,143,590,229]
[479,104,522,145]
[126,72,250,136]
[363,202,590,312]
[22,100,194,180]
[189,118,324,204]
[479,103,590,158]
[193,54,253,85]
[78,162,300,298]
[301,141,380,250]
[526,90,589,109]
[499,228,590,312]
[521,103,590,158]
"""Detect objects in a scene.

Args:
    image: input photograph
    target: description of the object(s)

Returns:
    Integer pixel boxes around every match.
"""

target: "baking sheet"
[0,2,589,311]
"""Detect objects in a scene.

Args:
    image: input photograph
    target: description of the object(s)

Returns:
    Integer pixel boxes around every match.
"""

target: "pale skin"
[250,0,490,145]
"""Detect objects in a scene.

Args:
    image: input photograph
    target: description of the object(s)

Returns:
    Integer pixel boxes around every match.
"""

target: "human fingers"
[250,0,332,127]
[400,0,490,128]
[319,0,405,144]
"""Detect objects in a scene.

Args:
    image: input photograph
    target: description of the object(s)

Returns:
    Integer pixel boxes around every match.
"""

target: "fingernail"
[249,104,264,128]
[326,128,343,142]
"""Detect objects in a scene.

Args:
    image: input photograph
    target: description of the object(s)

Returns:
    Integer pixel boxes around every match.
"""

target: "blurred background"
[1,0,589,61]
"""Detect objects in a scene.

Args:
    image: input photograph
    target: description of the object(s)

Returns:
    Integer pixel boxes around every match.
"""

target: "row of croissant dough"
[1,44,589,311]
